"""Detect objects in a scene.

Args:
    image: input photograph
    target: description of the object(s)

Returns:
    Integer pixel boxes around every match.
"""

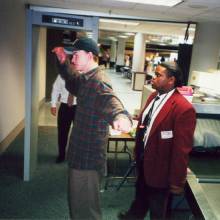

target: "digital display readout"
[42,15,84,27]
[52,18,68,25]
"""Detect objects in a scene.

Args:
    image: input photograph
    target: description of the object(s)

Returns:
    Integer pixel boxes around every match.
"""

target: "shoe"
[118,211,143,220]
[55,156,65,163]
[118,211,135,220]
[118,211,129,219]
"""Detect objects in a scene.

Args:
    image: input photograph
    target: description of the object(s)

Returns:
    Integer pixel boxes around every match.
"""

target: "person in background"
[102,49,110,68]
[52,37,132,220]
[118,62,196,220]
[160,56,165,63]
[125,55,130,67]
[51,74,77,163]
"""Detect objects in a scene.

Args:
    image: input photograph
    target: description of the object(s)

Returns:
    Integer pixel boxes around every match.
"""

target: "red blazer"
[134,90,196,188]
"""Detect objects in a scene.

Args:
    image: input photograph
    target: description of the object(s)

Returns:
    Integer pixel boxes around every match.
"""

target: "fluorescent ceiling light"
[100,18,139,26]
[125,32,135,36]
[108,36,118,41]
[113,0,183,7]
[118,35,129,38]
[150,38,159,41]
[86,32,93,37]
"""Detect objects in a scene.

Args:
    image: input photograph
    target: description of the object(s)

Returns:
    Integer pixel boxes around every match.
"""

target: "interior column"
[132,33,146,72]
[110,40,117,68]
[116,37,126,72]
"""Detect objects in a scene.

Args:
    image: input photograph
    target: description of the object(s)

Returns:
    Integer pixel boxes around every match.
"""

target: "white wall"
[0,1,25,142]
[0,1,46,145]
[189,22,220,81]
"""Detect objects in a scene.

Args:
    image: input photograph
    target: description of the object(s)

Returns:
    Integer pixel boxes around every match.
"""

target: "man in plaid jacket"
[53,37,132,220]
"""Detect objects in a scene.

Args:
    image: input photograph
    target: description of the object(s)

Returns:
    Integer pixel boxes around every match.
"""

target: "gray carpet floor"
[0,126,192,219]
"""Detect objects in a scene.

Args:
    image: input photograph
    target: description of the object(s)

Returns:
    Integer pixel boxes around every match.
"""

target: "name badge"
[161,130,173,139]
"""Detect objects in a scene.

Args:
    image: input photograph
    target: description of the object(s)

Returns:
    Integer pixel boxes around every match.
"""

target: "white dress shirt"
[51,75,77,107]
[142,89,175,147]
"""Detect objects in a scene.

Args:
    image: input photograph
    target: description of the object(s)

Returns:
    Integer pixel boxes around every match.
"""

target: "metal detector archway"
[24,7,98,181]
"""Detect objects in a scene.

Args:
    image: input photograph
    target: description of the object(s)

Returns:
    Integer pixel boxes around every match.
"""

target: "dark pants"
[127,163,171,220]
[57,103,76,158]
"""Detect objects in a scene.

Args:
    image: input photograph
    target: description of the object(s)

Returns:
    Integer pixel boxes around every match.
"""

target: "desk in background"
[105,132,135,189]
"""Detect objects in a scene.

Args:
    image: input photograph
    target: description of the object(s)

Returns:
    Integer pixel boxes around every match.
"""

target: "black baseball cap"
[64,37,99,56]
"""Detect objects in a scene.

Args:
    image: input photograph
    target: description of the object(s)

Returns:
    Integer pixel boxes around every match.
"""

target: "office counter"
[193,102,220,114]
[193,97,220,114]
[186,173,220,220]
[199,184,220,219]
[187,151,220,220]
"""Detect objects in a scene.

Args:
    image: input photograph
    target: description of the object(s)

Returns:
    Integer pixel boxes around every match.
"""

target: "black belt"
[61,103,76,107]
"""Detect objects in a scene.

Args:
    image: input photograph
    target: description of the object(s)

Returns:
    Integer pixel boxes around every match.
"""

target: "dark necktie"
[142,96,160,128]
[137,96,160,162]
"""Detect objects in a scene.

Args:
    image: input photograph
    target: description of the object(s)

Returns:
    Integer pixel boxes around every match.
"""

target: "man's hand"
[170,185,184,195]
[112,117,132,133]
[50,107,57,116]
[52,47,67,64]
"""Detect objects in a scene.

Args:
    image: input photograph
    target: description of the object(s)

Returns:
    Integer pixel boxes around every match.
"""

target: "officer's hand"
[50,107,57,116]
[52,47,67,64]
[170,185,184,195]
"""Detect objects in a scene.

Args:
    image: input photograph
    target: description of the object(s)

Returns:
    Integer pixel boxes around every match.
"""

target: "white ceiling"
[29,0,220,46]
[29,0,220,22]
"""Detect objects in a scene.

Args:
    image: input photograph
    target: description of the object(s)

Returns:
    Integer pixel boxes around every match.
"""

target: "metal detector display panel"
[42,15,84,27]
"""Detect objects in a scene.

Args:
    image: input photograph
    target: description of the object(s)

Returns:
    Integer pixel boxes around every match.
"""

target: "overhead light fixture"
[100,18,139,26]
[113,0,183,7]
[86,32,93,38]
[125,32,135,36]
[150,38,159,41]
[108,36,118,41]
[162,36,172,41]
[118,35,129,38]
